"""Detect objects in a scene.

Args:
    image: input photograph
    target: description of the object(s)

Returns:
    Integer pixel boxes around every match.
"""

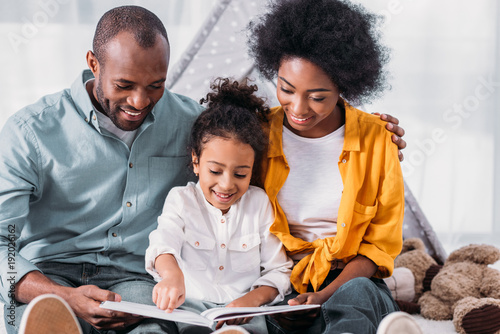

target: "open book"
[100,300,320,328]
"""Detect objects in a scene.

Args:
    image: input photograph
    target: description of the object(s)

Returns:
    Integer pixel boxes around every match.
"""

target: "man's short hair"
[93,5,169,65]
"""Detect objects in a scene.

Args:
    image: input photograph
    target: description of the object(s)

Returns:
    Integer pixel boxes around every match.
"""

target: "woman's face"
[277,57,342,138]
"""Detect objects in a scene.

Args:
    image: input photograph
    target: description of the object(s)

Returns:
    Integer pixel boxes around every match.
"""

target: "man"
[0,6,202,333]
[0,4,406,334]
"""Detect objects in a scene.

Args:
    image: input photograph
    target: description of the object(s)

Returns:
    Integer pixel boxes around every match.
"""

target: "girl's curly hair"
[247,0,390,105]
[189,78,269,184]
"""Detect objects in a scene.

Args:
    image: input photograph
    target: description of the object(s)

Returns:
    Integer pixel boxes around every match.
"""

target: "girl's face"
[192,136,255,214]
[277,57,343,138]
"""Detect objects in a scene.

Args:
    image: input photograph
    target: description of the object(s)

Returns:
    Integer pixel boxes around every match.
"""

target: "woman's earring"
[195,172,199,177]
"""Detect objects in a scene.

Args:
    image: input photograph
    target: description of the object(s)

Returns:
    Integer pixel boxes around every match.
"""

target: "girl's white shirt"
[145,182,293,304]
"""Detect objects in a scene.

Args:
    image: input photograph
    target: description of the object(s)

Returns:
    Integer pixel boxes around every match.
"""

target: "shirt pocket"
[181,232,216,271]
[146,156,191,210]
[353,200,378,217]
[228,233,261,273]
[338,201,379,256]
[351,200,379,228]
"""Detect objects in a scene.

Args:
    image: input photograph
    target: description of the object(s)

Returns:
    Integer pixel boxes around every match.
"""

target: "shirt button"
[342,159,347,163]
[129,163,133,168]
[341,223,346,227]
[221,244,226,249]
[195,241,200,247]
[93,115,97,121]
[126,202,132,207]
[85,118,89,122]
[219,266,224,271]
[221,217,226,224]
[112,233,117,237]
[242,244,247,249]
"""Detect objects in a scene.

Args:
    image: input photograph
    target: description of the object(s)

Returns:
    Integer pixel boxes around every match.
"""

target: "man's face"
[88,32,169,131]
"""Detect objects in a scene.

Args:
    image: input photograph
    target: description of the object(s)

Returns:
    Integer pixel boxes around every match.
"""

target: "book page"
[100,301,212,328]
[100,300,320,325]
[201,304,321,321]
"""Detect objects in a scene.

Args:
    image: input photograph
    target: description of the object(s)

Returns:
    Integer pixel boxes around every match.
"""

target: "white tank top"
[278,125,345,260]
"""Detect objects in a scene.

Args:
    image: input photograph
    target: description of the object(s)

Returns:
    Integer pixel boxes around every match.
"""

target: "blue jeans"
[266,270,399,334]
[177,298,268,334]
[2,262,177,334]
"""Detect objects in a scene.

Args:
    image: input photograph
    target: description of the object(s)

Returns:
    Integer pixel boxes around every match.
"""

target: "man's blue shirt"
[0,70,202,300]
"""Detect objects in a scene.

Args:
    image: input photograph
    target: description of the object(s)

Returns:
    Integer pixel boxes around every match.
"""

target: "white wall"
[355,0,500,260]
[0,0,215,126]
[1,0,499,260]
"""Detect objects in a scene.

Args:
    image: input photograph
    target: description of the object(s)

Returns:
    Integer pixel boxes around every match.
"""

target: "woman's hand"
[374,113,407,161]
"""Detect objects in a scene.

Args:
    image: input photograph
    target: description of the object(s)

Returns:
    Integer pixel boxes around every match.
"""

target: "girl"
[145,78,293,334]
[246,0,406,333]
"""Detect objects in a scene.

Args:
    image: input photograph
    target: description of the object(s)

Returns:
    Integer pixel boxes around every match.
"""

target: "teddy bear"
[390,238,500,334]
[392,238,440,303]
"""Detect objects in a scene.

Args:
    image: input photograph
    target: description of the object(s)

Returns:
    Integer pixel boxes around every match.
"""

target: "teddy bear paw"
[453,297,500,334]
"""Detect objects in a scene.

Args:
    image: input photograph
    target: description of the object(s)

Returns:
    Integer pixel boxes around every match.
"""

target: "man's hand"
[16,271,143,331]
[374,113,407,161]
[65,285,143,331]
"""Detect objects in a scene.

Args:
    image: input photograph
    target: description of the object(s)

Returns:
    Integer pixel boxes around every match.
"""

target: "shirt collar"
[70,69,95,124]
[342,100,361,152]
[266,106,288,158]
[195,181,237,218]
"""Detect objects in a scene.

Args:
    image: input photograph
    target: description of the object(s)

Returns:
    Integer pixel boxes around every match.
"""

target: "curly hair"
[247,0,390,105]
[93,6,169,67]
[190,78,269,184]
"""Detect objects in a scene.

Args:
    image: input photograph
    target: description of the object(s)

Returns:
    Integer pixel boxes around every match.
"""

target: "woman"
[248,0,406,333]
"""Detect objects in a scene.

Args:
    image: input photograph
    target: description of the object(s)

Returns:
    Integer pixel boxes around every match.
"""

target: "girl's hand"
[215,286,278,329]
[152,254,185,313]
[216,315,252,329]
[215,295,257,329]
[152,277,185,313]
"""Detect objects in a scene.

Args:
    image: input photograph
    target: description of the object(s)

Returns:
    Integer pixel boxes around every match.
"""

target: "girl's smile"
[192,137,255,214]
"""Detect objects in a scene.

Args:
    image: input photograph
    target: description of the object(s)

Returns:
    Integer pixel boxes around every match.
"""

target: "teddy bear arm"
[480,268,500,299]
[419,291,454,320]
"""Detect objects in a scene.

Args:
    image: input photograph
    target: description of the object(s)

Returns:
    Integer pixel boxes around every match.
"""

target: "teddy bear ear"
[401,238,426,253]
[446,244,500,265]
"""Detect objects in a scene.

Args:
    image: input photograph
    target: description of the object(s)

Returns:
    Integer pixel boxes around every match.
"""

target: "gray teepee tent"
[166,0,447,264]
[166,0,277,105]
